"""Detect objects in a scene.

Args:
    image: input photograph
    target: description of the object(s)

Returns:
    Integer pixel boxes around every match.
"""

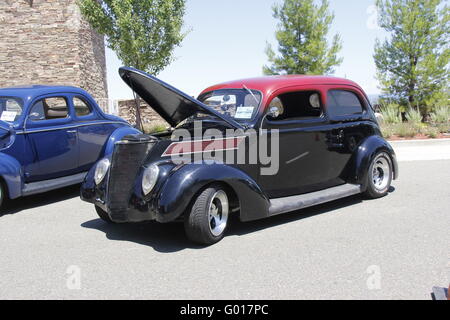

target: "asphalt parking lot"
[0,140,449,300]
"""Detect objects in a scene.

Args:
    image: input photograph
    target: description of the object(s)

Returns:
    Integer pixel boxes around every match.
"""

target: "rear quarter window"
[73,97,92,117]
[327,90,364,118]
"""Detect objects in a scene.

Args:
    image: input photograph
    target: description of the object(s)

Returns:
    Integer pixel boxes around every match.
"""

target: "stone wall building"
[117,99,168,130]
[0,0,108,102]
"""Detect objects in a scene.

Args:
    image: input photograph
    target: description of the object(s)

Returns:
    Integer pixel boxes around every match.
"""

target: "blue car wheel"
[0,182,5,211]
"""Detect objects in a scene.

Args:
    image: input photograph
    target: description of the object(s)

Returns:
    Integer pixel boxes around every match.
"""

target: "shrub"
[430,106,450,124]
[143,121,169,134]
[381,121,446,140]
[405,108,422,125]
[436,123,450,134]
[423,126,440,138]
[396,123,417,138]
[380,103,402,124]
[380,124,394,138]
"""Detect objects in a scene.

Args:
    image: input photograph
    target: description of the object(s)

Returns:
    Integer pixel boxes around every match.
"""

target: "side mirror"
[260,106,280,135]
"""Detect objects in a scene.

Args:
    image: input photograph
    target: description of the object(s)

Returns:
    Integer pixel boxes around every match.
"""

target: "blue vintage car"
[0,85,140,210]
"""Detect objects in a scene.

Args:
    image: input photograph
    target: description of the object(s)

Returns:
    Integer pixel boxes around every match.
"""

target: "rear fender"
[156,163,270,223]
[346,135,398,190]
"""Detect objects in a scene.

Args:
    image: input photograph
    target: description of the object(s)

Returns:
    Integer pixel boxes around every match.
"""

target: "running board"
[22,172,87,196]
[269,183,362,216]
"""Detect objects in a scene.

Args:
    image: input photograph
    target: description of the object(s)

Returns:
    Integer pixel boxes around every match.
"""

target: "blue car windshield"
[0,96,23,123]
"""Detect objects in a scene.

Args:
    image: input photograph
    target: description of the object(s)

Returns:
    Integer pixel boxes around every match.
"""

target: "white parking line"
[390,138,450,162]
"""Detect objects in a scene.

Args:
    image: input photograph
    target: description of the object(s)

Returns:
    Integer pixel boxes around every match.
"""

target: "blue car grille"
[107,138,154,221]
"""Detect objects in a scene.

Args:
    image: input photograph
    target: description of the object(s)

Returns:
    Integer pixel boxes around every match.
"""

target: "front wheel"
[364,152,393,199]
[95,206,114,223]
[184,184,230,245]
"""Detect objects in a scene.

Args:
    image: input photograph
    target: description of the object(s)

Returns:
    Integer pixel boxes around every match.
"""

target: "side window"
[73,97,92,117]
[267,91,322,121]
[29,97,69,121]
[327,90,364,118]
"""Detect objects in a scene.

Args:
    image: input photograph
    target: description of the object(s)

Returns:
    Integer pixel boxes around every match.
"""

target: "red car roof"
[200,75,364,97]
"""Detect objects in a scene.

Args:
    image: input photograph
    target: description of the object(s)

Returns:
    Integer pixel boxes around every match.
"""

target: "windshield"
[198,89,262,122]
[0,96,23,123]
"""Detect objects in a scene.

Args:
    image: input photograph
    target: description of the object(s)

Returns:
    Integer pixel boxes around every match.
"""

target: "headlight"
[142,164,159,195]
[94,158,110,185]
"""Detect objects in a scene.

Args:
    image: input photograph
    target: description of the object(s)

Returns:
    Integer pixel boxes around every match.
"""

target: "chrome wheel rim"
[371,155,391,191]
[208,190,229,237]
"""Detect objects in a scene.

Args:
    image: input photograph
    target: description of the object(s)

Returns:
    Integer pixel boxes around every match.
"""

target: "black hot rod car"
[81,67,398,245]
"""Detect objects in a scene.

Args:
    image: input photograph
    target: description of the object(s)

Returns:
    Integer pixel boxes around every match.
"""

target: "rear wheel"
[95,206,114,223]
[184,184,230,245]
[364,152,393,199]
[0,183,5,212]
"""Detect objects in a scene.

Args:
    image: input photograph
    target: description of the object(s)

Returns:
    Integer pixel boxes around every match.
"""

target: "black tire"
[364,151,393,199]
[95,206,114,223]
[0,182,5,212]
[184,184,230,245]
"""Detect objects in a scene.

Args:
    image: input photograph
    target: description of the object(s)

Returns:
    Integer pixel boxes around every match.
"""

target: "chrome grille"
[107,136,155,221]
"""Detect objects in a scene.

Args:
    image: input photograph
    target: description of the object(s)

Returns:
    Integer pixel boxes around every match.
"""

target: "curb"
[389,138,450,147]
[389,138,450,161]
[388,138,450,143]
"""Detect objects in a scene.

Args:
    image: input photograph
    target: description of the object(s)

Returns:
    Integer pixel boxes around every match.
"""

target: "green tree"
[263,0,343,75]
[78,0,188,129]
[374,0,450,115]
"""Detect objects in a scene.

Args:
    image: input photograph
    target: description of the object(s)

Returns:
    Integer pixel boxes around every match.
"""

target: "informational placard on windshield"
[0,111,17,122]
[234,107,254,119]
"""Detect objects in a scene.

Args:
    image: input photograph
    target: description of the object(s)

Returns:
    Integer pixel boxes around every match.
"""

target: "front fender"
[156,163,270,223]
[347,135,398,190]
[0,153,23,199]
[0,121,16,150]
[103,126,142,157]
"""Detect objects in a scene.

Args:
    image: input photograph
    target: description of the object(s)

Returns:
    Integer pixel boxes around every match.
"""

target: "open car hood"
[119,67,243,129]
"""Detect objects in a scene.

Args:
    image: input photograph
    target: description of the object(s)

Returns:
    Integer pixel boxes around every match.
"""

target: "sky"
[106,0,388,100]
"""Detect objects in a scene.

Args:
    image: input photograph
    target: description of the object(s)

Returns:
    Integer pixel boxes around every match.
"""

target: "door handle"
[328,130,345,149]
[66,130,77,134]
[330,130,344,140]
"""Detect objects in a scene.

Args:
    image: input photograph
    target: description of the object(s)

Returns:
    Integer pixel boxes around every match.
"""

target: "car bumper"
[80,183,158,223]
[80,161,178,224]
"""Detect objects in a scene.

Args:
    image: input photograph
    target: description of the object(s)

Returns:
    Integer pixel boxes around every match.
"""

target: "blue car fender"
[0,153,23,199]
[103,126,142,157]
